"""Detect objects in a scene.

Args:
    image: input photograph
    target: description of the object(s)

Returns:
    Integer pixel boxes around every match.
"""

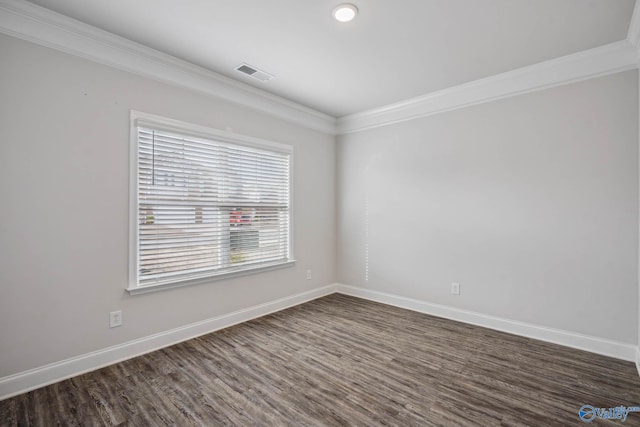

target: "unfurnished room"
[1,0,640,425]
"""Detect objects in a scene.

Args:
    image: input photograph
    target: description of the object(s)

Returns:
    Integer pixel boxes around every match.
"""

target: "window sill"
[126,260,296,296]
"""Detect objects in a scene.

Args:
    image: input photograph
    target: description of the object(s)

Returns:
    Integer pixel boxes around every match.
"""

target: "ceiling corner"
[627,0,640,47]
[0,0,338,135]
[337,41,638,135]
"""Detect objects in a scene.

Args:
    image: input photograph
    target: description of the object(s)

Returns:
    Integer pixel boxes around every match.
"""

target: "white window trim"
[127,111,295,295]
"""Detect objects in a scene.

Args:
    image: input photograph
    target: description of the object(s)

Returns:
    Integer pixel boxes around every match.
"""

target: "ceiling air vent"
[235,63,274,82]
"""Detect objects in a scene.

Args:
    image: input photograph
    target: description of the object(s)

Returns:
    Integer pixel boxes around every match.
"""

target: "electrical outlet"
[110,310,123,328]
[306,269,312,280]
[451,282,460,295]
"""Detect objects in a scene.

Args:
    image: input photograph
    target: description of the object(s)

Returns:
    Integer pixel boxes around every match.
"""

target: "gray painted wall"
[0,34,336,377]
[1,31,639,380]
[337,71,639,344]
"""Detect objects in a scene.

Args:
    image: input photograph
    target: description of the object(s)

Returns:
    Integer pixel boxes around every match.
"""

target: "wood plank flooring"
[1,294,640,426]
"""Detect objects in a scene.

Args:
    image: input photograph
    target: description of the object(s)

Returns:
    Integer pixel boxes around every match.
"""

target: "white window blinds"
[132,121,292,289]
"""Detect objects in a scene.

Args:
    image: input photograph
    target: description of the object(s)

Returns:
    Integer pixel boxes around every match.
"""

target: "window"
[128,112,294,294]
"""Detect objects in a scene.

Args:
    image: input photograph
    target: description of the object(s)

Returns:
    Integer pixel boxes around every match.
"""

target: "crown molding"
[628,0,640,67]
[337,40,639,134]
[627,0,640,48]
[0,0,337,135]
[1,0,637,137]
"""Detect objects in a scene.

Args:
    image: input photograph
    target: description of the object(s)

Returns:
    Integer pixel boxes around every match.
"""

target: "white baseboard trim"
[3,282,635,401]
[0,284,339,401]
[336,284,637,362]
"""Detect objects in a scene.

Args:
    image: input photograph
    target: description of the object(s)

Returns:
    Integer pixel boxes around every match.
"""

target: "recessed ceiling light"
[333,4,358,23]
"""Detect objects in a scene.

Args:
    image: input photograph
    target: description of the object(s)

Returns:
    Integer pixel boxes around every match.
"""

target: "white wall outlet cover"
[451,283,460,295]
[109,310,123,328]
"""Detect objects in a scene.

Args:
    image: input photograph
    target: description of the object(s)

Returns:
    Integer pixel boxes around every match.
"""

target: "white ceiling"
[28,0,636,117]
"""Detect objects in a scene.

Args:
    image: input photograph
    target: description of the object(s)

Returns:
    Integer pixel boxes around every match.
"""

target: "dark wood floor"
[1,294,639,426]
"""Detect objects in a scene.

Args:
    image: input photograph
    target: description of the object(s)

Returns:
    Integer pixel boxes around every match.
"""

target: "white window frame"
[127,111,295,295]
